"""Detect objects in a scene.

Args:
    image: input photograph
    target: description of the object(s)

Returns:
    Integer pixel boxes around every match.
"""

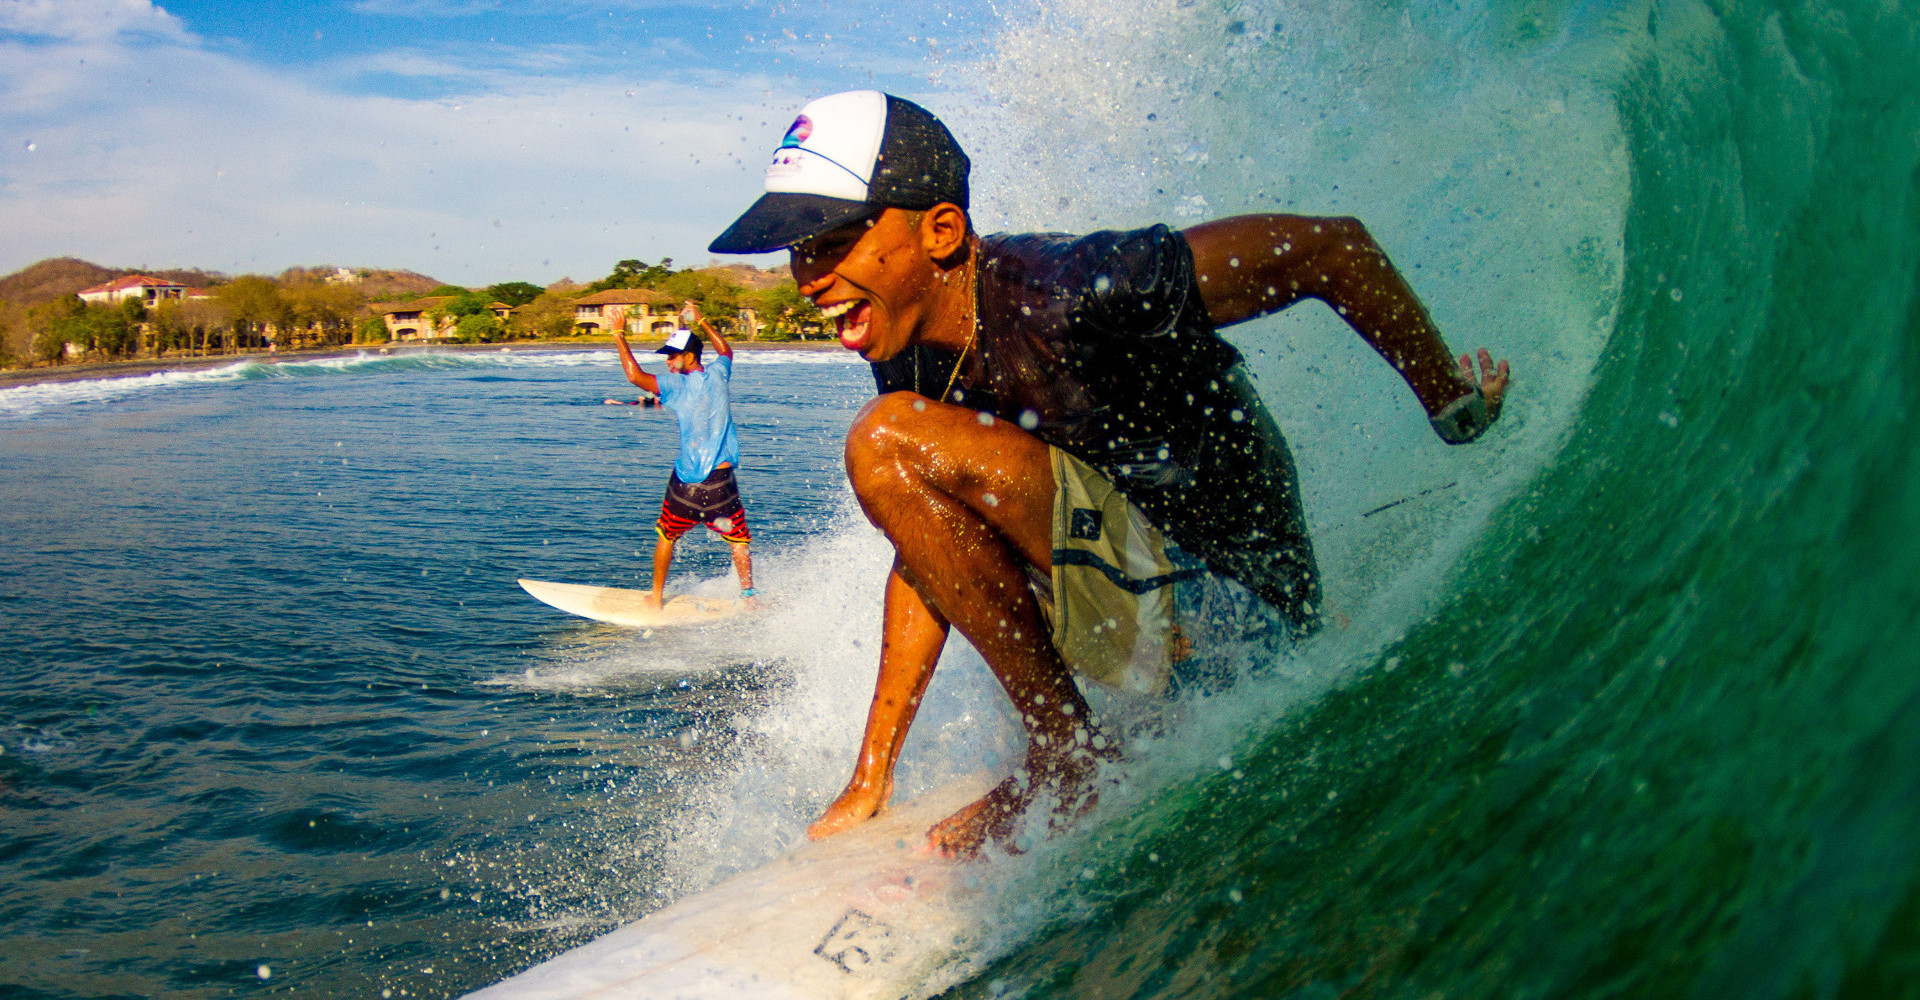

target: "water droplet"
[257,966,272,980]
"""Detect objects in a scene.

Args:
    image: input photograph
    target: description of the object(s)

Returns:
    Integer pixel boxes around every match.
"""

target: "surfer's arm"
[683,303,734,359]
[1184,214,1509,421]
[612,332,661,395]
[698,320,733,358]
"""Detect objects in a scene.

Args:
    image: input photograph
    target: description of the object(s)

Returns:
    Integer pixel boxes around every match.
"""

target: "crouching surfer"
[708,91,1510,857]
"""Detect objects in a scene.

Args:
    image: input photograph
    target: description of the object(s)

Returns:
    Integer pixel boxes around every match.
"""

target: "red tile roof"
[78,274,190,296]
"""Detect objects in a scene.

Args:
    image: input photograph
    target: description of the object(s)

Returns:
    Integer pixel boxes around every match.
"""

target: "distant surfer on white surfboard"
[706,91,1511,858]
[612,303,759,610]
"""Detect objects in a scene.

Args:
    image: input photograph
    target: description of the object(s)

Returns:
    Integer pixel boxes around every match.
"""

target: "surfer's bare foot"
[808,779,892,839]
[925,741,1113,859]
[640,592,663,610]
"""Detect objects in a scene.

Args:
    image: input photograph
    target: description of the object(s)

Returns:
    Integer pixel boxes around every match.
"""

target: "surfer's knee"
[846,393,942,492]
[849,392,937,444]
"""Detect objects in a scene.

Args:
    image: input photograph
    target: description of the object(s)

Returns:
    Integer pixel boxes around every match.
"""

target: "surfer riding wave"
[709,90,1510,857]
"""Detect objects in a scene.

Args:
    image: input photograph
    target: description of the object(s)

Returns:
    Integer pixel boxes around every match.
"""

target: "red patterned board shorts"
[656,466,751,544]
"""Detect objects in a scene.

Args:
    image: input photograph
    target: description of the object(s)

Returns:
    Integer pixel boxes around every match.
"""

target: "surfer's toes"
[808,787,890,840]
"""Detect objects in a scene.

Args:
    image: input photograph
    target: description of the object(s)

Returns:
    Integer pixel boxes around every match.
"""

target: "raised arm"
[612,331,660,395]
[683,302,733,359]
[1183,214,1509,436]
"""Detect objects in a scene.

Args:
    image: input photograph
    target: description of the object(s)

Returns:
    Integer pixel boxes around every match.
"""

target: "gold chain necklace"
[940,257,978,404]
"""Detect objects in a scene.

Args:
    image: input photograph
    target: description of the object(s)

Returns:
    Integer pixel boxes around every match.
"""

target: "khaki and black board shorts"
[1034,449,1287,696]
[656,466,751,544]
[1033,449,1201,695]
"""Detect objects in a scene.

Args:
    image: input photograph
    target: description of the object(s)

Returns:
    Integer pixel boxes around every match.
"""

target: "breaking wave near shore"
[0,347,859,420]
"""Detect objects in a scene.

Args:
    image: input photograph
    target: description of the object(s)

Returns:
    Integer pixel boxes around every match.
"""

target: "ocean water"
[0,348,941,998]
[6,0,1920,995]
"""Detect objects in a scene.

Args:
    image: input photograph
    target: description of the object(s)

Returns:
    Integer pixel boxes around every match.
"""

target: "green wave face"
[951,0,1920,995]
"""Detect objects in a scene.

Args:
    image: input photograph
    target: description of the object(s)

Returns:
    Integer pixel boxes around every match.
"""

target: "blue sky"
[0,0,1010,285]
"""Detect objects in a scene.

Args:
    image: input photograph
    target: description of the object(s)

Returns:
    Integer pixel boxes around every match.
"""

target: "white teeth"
[818,300,860,319]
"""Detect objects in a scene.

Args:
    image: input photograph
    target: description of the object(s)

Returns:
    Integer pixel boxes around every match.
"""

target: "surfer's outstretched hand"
[1458,347,1511,415]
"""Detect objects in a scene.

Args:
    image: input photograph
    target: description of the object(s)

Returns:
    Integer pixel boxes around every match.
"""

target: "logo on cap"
[780,115,813,149]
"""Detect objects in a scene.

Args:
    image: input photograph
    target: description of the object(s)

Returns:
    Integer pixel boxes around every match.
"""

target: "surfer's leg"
[810,561,948,839]
[649,533,676,607]
[652,474,703,607]
[728,542,754,598]
[843,392,1113,856]
[709,489,754,598]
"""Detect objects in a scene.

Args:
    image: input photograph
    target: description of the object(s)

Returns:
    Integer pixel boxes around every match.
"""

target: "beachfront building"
[371,297,511,342]
[571,289,678,336]
[77,275,203,306]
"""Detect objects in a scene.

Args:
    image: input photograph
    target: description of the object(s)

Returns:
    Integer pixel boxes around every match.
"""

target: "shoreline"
[0,339,843,390]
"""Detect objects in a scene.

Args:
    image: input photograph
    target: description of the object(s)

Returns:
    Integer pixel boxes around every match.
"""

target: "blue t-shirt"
[654,354,740,481]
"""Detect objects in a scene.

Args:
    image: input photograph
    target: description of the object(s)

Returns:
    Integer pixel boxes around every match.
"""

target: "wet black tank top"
[870,225,1321,629]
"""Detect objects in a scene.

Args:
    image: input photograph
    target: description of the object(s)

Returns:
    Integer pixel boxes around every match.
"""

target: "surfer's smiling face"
[790,207,961,362]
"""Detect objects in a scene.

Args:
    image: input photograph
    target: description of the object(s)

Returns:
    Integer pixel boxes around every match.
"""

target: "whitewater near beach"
[5,0,1920,996]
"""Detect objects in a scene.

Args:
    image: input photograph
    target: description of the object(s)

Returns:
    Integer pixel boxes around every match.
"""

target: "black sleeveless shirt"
[870,225,1321,629]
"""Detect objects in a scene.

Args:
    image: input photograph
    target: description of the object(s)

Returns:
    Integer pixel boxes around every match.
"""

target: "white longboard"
[463,779,994,1000]
[518,579,743,628]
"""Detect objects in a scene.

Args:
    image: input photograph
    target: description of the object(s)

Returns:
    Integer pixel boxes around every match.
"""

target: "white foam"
[0,360,261,418]
[0,347,857,420]
[611,0,1633,964]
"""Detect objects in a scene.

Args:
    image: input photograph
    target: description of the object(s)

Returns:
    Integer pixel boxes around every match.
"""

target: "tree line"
[0,259,824,368]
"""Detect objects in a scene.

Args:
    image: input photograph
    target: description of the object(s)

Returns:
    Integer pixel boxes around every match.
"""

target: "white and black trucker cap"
[655,328,700,355]
[709,90,970,254]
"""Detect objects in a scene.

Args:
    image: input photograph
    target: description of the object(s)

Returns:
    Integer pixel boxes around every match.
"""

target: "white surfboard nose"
[518,579,743,628]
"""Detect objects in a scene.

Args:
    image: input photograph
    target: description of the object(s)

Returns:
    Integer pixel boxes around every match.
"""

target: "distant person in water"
[707,90,1510,857]
[612,303,758,609]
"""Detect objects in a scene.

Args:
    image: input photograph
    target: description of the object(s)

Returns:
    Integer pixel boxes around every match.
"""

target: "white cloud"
[0,0,188,43]
[0,1,811,283]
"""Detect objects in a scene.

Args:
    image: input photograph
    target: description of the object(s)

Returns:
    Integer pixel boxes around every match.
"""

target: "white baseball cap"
[709,90,971,254]
[655,328,701,355]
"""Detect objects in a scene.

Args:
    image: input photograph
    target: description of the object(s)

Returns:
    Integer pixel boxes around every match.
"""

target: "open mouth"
[819,300,872,352]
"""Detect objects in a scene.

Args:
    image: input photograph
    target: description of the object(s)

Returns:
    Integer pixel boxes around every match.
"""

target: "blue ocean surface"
[0,348,912,997]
